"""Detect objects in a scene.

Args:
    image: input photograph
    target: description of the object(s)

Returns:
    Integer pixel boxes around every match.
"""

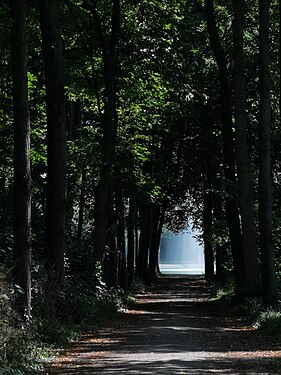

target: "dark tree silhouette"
[232,0,258,295]
[204,0,244,295]
[39,0,67,286]
[10,0,32,319]
[258,0,277,306]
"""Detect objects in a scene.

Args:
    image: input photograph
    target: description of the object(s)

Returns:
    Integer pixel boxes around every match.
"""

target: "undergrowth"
[212,278,281,338]
[0,268,50,374]
[0,261,135,375]
[211,281,235,302]
[254,310,281,336]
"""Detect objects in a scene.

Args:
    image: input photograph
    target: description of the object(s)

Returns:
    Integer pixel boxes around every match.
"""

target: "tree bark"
[258,0,277,306]
[116,192,127,290]
[77,168,86,239]
[67,99,83,141]
[232,0,259,295]
[67,100,84,236]
[148,202,166,281]
[137,202,151,281]
[201,104,215,282]
[203,192,214,282]
[148,204,161,281]
[127,198,136,287]
[213,187,227,286]
[11,0,32,320]
[93,0,121,264]
[104,187,117,287]
[134,211,139,277]
[278,0,281,300]
[204,0,244,295]
[39,0,67,285]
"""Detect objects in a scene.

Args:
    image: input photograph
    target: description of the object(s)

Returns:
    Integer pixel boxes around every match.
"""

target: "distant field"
[159,263,205,275]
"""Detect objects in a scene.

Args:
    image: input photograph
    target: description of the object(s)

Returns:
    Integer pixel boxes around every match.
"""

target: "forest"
[1,0,281,373]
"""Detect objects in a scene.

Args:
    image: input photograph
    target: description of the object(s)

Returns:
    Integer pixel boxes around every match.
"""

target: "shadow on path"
[47,277,281,374]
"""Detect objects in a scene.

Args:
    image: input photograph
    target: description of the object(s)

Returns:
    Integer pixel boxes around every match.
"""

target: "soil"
[46,276,281,374]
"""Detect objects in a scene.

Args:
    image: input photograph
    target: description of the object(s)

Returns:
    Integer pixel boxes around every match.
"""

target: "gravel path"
[47,277,281,374]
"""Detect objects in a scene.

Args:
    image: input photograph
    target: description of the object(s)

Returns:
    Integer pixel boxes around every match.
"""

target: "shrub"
[211,281,235,302]
[32,318,82,347]
[238,297,262,323]
[0,270,14,362]
[0,268,50,374]
[129,278,146,293]
[255,310,281,335]
[0,255,131,374]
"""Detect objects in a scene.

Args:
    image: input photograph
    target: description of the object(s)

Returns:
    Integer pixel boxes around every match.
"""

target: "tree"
[258,0,277,306]
[232,0,259,295]
[148,201,167,281]
[81,0,121,265]
[127,198,136,287]
[10,0,32,320]
[137,198,151,281]
[204,0,244,295]
[203,186,214,282]
[116,191,127,289]
[38,0,67,286]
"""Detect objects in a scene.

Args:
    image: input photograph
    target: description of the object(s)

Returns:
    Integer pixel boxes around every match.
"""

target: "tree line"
[1,0,281,321]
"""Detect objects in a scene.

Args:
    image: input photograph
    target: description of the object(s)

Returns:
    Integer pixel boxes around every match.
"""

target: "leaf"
[14,285,25,295]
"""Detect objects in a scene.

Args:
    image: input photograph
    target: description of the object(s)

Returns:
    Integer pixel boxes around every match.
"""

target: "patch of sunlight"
[224,351,281,359]
[159,226,205,275]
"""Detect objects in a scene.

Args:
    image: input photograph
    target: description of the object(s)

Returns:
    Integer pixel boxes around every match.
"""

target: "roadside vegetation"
[213,281,281,339]
[0,265,136,374]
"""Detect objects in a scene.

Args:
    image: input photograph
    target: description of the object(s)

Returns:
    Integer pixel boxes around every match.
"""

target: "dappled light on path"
[47,278,281,374]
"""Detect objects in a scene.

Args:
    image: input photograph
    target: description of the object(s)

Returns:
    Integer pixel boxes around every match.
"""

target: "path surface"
[47,277,281,374]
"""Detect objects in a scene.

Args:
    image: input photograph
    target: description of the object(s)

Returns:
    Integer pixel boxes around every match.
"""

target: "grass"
[255,310,281,335]
[128,279,146,293]
[122,292,136,308]
[211,282,235,302]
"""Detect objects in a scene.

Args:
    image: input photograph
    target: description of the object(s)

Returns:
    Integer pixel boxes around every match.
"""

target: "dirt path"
[47,277,281,374]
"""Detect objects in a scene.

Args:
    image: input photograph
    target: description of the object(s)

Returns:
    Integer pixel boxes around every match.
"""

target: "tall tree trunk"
[11,0,32,320]
[67,99,83,141]
[203,192,214,282]
[213,187,227,286]
[279,0,281,301]
[116,192,127,290]
[232,0,259,295]
[148,204,161,282]
[127,198,136,287]
[67,100,84,235]
[204,0,244,295]
[105,188,117,287]
[259,0,277,306]
[39,0,67,285]
[201,104,215,282]
[93,0,121,264]
[137,203,151,281]
[134,211,139,277]
[148,202,166,281]
[77,168,86,239]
